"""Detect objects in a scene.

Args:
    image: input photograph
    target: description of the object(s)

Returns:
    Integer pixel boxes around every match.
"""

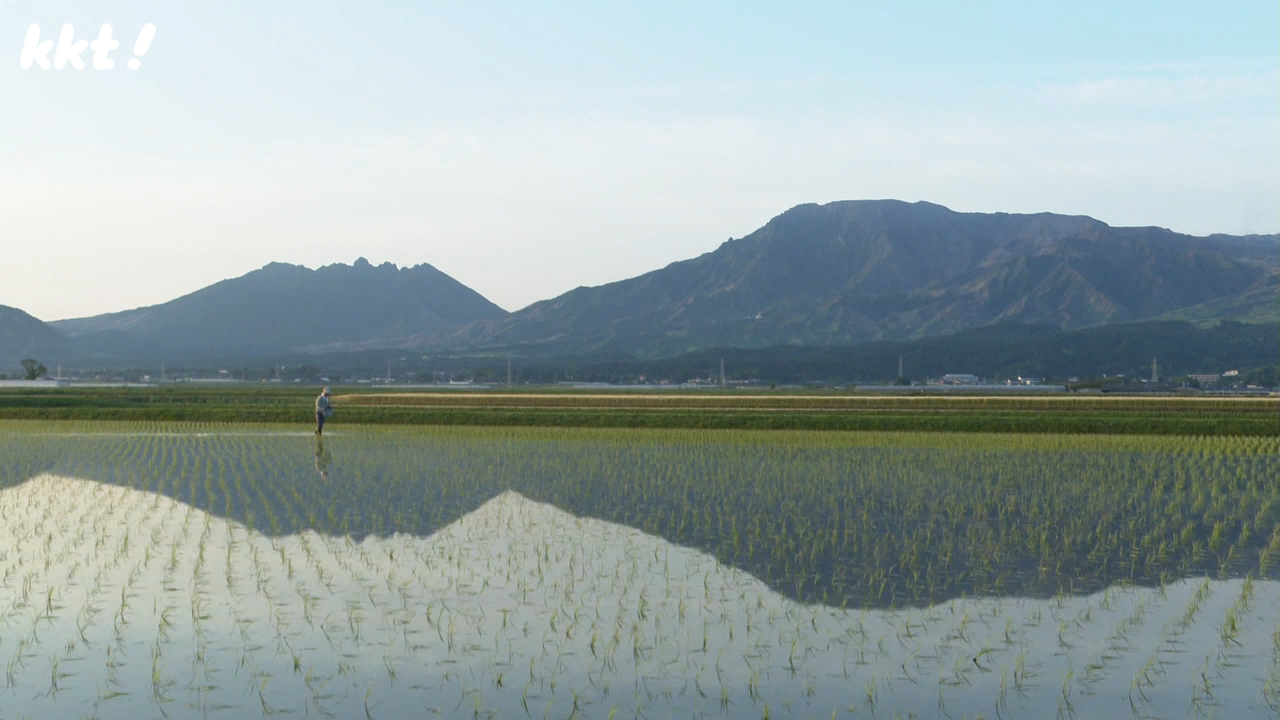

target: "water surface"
[0,424,1276,718]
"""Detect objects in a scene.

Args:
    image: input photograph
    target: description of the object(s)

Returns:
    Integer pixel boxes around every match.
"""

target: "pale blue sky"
[3,1,1277,320]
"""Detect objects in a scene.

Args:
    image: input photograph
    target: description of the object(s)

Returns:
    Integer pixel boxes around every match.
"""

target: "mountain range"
[449,200,1276,358]
[2,200,1276,373]
[44,258,505,365]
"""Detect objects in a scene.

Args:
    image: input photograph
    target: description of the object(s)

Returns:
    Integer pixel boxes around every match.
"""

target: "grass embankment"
[0,386,1276,435]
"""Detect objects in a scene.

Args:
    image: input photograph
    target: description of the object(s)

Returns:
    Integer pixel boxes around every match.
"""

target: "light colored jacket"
[316,394,332,415]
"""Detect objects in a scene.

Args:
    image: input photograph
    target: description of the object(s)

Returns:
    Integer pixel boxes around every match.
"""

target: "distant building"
[1016,376,1041,385]
[942,373,981,385]
[1188,373,1221,385]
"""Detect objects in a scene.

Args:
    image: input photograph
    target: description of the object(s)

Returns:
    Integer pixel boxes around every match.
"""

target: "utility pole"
[720,357,726,387]
[897,354,904,380]
[507,354,513,386]
[1152,356,1159,383]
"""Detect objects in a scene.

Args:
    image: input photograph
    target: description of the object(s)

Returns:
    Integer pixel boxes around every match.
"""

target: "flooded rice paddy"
[0,423,1277,718]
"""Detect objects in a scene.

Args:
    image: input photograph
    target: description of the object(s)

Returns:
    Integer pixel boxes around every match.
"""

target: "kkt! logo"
[20,24,156,70]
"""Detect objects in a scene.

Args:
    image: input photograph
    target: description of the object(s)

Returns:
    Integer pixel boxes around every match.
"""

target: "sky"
[3,1,1278,321]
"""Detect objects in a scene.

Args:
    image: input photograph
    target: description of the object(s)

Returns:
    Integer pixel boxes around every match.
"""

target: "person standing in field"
[315,386,333,435]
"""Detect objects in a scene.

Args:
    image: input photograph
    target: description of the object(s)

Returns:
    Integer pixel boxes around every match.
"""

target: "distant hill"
[51,258,508,364]
[0,305,78,374]
[446,200,1277,358]
[525,320,1280,386]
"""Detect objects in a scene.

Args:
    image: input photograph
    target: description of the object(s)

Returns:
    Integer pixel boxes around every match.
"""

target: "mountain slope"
[52,258,507,363]
[886,227,1273,334]
[0,305,78,372]
[447,201,1276,358]
[1153,269,1279,326]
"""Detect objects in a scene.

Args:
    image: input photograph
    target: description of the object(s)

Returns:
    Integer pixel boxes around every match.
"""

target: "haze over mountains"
[2,200,1276,372]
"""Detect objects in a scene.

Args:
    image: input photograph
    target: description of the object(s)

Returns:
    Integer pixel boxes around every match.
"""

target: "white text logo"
[20,24,155,70]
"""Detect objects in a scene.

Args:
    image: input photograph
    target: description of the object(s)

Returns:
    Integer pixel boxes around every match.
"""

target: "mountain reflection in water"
[1,475,1276,720]
[5,427,1277,614]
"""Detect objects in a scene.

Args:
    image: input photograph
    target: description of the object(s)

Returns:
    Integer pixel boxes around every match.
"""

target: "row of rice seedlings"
[1,425,1277,613]
[1,422,1278,716]
[2,469,1279,717]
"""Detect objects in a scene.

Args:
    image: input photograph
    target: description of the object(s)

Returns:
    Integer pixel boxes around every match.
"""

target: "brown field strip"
[334,392,1280,413]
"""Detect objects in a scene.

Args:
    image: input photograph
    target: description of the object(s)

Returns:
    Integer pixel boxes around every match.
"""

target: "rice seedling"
[0,422,1275,717]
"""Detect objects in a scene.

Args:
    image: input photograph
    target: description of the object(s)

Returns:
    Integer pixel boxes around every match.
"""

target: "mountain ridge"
[441,200,1276,358]
[4,200,1275,369]
[48,257,508,363]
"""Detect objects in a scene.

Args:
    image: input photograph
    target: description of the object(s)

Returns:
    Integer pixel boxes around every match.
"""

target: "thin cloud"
[1038,67,1280,106]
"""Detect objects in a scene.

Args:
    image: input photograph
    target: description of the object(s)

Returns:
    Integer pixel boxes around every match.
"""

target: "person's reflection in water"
[314,436,332,480]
